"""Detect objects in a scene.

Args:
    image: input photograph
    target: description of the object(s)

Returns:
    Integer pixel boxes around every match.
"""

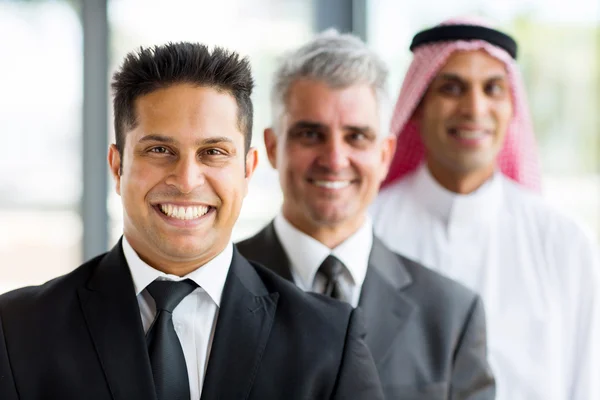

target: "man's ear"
[243,147,259,195]
[264,128,278,169]
[245,147,259,178]
[379,134,397,181]
[108,144,122,195]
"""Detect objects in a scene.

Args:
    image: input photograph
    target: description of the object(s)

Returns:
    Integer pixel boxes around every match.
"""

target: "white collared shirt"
[371,163,600,400]
[122,237,232,400]
[273,213,372,307]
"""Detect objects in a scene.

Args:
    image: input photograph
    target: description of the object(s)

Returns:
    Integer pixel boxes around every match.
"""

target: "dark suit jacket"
[237,222,495,400]
[0,240,383,400]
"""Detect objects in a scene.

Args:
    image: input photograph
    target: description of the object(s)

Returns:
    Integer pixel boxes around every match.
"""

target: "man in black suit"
[237,31,495,399]
[0,42,383,400]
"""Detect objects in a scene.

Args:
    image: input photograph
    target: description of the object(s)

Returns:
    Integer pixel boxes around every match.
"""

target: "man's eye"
[149,146,170,154]
[439,83,462,96]
[349,132,367,141]
[486,83,506,97]
[289,129,325,143]
[300,130,320,139]
[204,148,225,156]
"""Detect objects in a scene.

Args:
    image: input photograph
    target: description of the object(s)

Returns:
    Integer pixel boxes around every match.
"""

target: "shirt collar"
[273,213,372,289]
[122,236,232,307]
[413,162,503,226]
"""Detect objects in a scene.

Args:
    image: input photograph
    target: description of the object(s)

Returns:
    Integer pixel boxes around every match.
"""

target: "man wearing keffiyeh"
[372,17,600,400]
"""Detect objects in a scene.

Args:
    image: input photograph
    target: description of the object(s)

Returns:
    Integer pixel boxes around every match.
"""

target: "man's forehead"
[435,49,508,80]
[285,80,379,121]
[286,79,377,104]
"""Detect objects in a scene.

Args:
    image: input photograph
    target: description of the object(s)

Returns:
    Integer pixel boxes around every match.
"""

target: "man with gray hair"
[237,30,495,399]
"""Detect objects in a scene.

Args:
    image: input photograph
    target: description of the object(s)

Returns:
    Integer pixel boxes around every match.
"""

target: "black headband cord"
[409,24,518,60]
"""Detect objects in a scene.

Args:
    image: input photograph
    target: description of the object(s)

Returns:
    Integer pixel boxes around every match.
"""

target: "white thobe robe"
[371,164,600,400]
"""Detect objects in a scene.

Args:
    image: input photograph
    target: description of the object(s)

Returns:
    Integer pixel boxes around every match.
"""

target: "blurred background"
[1,0,599,293]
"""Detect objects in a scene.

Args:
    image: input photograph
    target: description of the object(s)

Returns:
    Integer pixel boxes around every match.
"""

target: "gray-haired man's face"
[265,78,396,241]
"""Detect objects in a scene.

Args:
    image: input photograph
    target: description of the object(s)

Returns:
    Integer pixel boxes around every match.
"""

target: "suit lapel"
[359,236,415,365]
[201,248,278,400]
[77,240,157,400]
[237,222,294,282]
[241,224,417,367]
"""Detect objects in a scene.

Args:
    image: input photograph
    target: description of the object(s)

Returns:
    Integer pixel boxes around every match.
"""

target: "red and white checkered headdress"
[382,17,541,191]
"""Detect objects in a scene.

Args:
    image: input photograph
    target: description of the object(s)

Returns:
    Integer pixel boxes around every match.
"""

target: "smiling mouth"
[448,128,491,140]
[157,204,212,220]
[308,179,354,189]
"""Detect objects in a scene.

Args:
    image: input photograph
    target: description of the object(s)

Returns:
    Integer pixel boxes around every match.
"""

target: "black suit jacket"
[237,222,496,399]
[0,240,383,400]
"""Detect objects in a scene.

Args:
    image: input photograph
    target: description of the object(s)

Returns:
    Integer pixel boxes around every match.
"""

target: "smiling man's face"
[417,50,513,180]
[108,83,257,273]
[265,79,395,240]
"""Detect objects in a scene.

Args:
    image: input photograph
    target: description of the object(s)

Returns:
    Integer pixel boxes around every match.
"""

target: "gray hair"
[271,29,391,138]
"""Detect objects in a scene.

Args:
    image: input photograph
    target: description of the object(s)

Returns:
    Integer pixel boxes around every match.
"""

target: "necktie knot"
[319,255,344,281]
[147,279,197,313]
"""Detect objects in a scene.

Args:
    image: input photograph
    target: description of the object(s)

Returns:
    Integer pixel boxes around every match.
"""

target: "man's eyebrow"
[289,121,327,131]
[198,136,234,146]
[288,121,374,136]
[434,73,463,82]
[436,73,507,82]
[137,134,234,146]
[485,75,508,82]
[138,134,176,144]
[344,125,373,133]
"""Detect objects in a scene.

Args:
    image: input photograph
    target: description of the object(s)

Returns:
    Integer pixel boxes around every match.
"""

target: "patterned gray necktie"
[318,255,348,303]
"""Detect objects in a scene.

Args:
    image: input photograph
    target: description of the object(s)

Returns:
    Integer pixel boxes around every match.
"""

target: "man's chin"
[457,159,496,174]
[156,240,214,262]
[308,208,351,227]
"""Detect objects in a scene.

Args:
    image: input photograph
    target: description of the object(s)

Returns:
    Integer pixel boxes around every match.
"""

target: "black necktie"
[146,279,197,400]
[318,255,347,302]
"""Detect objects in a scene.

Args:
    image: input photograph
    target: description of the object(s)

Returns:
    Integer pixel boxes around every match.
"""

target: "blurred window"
[0,0,82,293]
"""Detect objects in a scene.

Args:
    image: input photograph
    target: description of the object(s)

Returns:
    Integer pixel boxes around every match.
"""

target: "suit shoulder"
[235,235,256,254]
[235,226,277,261]
[392,254,486,340]
[0,252,106,310]
[249,260,354,331]
[398,253,479,309]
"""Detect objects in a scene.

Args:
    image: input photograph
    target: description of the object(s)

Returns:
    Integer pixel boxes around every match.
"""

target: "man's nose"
[459,88,489,118]
[165,154,206,194]
[317,136,351,171]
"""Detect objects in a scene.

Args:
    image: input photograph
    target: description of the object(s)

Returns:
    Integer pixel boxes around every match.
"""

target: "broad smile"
[307,179,357,190]
[152,202,215,227]
[158,203,210,220]
[447,127,493,147]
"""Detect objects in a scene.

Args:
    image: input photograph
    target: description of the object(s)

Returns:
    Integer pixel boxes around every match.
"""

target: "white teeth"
[159,204,209,220]
[453,130,487,139]
[313,180,351,189]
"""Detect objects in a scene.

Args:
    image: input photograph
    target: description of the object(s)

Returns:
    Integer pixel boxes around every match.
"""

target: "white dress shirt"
[371,163,600,400]
[273,213,372,307]
[122,237,232,400]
